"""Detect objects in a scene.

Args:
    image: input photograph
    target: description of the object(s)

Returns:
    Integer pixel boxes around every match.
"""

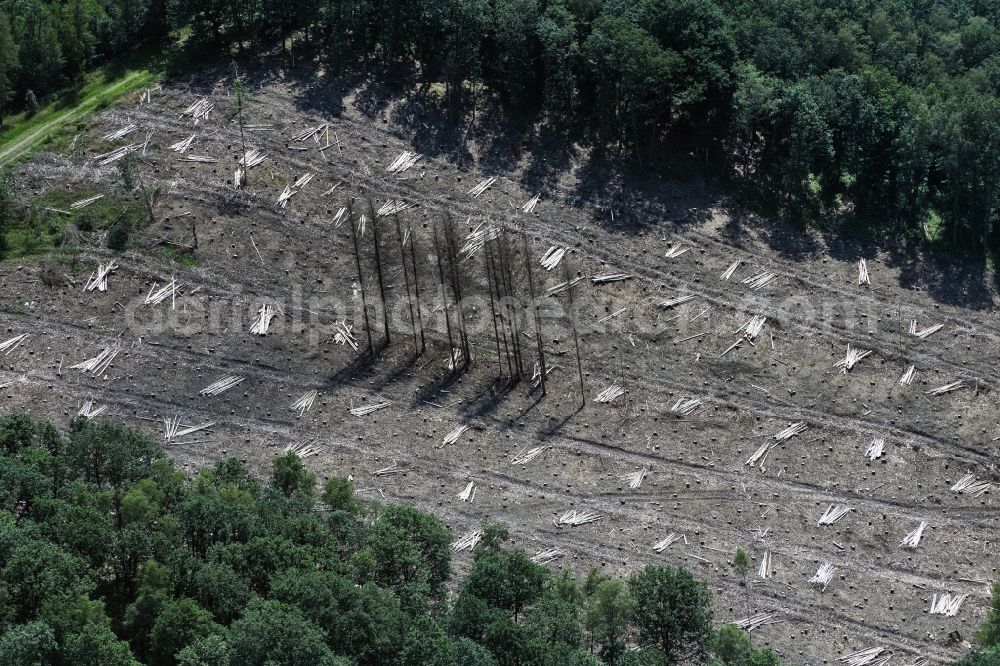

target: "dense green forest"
[0,413,794,665]
[1,414,999,664]
[2,0,1000,249]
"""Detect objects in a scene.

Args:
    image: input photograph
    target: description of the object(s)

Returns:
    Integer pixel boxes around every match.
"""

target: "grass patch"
[2,188,146,261]
[0,32,205,166]
[154,245,199,267]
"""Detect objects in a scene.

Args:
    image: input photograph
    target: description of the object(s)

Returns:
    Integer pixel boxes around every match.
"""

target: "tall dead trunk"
[366,200,391,344]
[564,257,585,406]
[348,200,374,353]
[394,213,418,355]
[407,222,426,353]
[521,228,547,395]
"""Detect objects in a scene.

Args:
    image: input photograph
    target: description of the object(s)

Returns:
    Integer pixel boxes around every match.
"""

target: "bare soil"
[3,64,998,666]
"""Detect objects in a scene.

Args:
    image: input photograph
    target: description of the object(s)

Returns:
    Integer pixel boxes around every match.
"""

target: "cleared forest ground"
[2,65,998,666]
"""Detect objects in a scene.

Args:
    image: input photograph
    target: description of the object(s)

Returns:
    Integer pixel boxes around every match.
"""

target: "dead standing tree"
[366,199,392,345]
[393,212,420,356]
[432,219,457,367]
[347,200,374,353]
[442,213,471,370]
[520,226,548,395]
[563,255,586,406]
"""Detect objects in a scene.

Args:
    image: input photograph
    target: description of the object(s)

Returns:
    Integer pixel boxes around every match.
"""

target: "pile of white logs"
[664,243,689,258]
[349,401,391,416]
[653,533,686,552]
[460,223,500,257]
[540,246,565,271]
[735,612,781,631]
[441,424,469,446]
[375,199,414,217]
[865,436,886,460]
[809,562,837,591]
[181,98,214,120]
[951,473,991,496]
[95,144,139,166]
[743,271,778,290]
[169,135,195,153]
[457,481,476,502]
[77,400,107,419]
[926,380,965,396]
[249,304,277,335]
[511,446,547,465]
[522,194,540,213]
[200,375,244,396]
[290,123,327,142]
[620,468,648,489]
[671,397,702,416]
[899,365,916,385]
[900,521,927,547]
[85,261,117,292]
[818,504,852,525]
[659,294,696,308]
[284,442,321,458]
[592,273,632,284]
[290,390,318,415]
[556,509,602,526]
[774,421,807,440]
[71,346,121,375]
[72,194,104,209]
[858,259,871,286]
[531,548,564,564]
[103,124,137,141]
[909,320,943,339]
[594,384,625,403]
[145,279,178,307]
[838,647,887,666]
[758,551,772,579]
[386,151,421,174]
[451,530,482,552]
[468,176,497,197]
[0,333,28,355]
[930,592,968,616]
[333,321,359,351]
[720,259,742,281]
[835,344,872,373]
[163,416,214,442]
[545,276,584,296]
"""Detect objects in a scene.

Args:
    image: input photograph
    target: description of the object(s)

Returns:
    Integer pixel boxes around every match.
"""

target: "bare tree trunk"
[348,200,374,353]
[432,220,455,365]
[564,257,585,406]
[394,213,418,356]
[366,200,391,344]
[487,240,513,379]
[443,213,470,369]
[521,227,547,395]
[484,240,504,377]
[407,222,426,353]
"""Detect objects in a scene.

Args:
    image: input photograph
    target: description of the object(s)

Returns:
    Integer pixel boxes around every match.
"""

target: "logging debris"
[834,344,872,373]
[818,505,853,525]
[809,562,837,591]
[451,530,482,552]
[84,261,117,292]
[540,246,566,271]
[909,321,943,339]
[199,375,244,396]
[290,390,318,415]
[594,384,626,404]
[620,468,649,489]
[386,151,421,174]
[511,446,547,465]
[0,333,28,355]
[457,481,476,502]
[349,401,391,417]
[248,304,277,335]
[77,400,107,419]
[468,176,497,197]
[71,194,104,209]
[858,259,871,286]
[556,509,603,526]
[899,521,927,548]
[283,442,321,457]
[71,346,121,375]
[653,533,687,552]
